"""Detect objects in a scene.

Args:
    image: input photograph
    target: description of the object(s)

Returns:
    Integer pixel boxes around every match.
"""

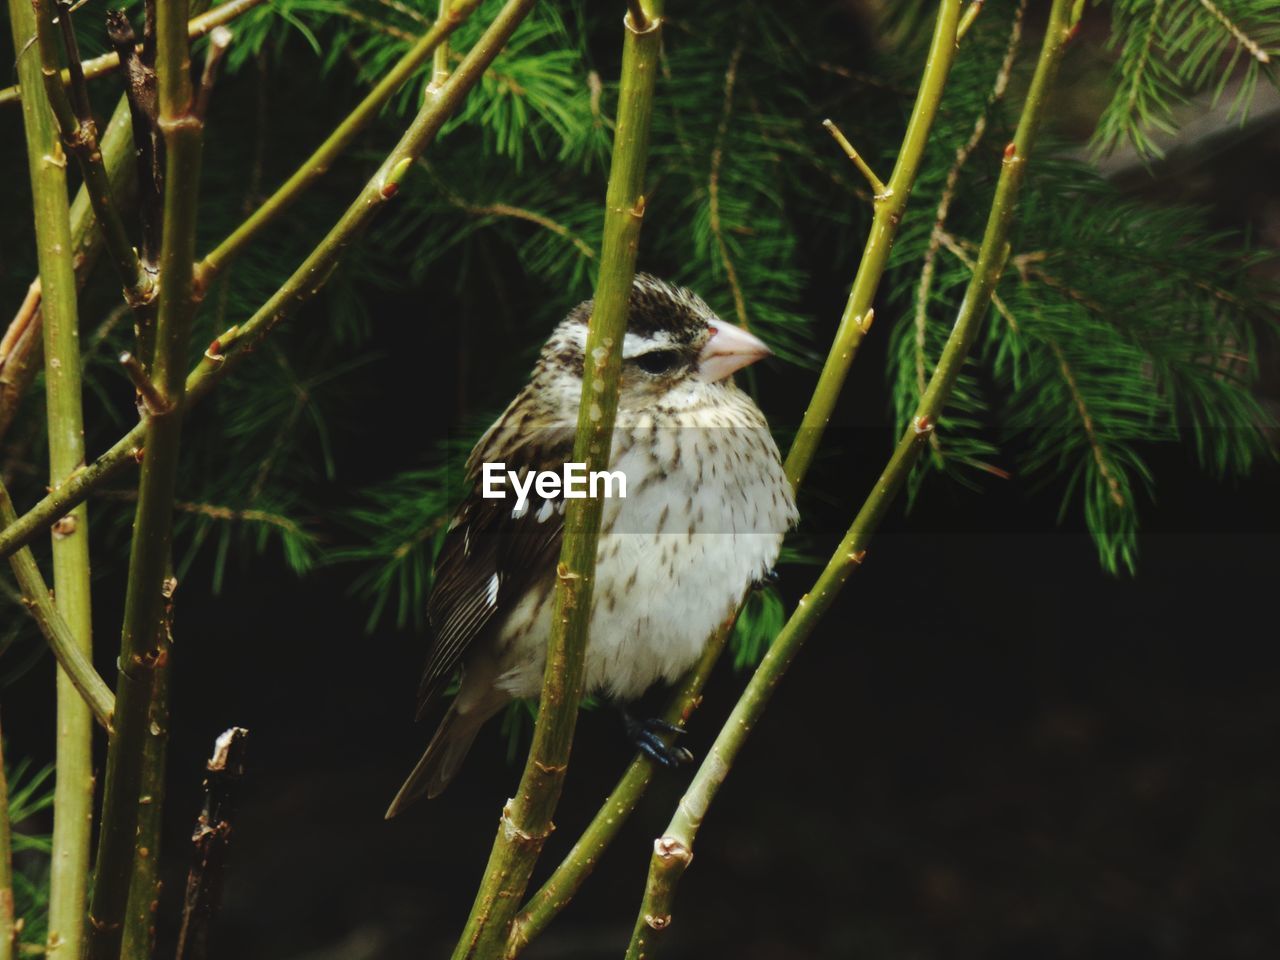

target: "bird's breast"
[493,392,796,702]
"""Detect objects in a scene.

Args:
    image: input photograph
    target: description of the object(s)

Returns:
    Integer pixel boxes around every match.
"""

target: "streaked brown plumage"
[386,276,796,816]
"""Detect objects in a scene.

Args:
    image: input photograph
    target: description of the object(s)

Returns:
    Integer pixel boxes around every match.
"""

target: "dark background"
[5,10,1280,960]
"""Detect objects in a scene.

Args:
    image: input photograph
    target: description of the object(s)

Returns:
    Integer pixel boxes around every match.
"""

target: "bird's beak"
[695,321,771,383]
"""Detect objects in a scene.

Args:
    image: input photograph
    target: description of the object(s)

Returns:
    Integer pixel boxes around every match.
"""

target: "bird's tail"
[384,697,500,818]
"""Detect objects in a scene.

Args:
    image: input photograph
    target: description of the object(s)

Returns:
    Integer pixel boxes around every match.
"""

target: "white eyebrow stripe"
[621,330,674,359]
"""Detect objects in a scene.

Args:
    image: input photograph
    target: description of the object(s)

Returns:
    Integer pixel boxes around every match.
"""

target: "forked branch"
[625,1,1080,954]
[0,0,535,565]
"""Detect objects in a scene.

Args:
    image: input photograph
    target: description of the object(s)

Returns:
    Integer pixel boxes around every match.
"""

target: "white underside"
[489,388,796,701]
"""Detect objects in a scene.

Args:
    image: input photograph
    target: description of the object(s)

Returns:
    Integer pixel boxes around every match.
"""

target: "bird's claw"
[623,713,693,768]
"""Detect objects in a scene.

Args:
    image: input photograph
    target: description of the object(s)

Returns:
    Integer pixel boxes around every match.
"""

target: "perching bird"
[385,275,797,817]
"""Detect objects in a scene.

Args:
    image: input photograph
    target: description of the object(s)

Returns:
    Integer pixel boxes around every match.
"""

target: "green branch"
[0,0,537,565]
[7,0,97,952]
[1,480,115,730]
[503,4,966,952]
[194,0,484,288]
[506,623,729,956]
[85,0,206,946]
[30,0,153,310]
[625,3,1079,954]
[450,4,662,957]
[120,588,171,960]
[783,0,963,489]
[0,0,269,107]
[0,94,137,446]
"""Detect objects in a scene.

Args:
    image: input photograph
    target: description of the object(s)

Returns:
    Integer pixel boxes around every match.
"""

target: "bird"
[385,275,797,817]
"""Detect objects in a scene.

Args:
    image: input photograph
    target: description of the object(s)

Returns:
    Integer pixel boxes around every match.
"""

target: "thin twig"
[1,480,115,729]
[0,295,41,449]
[336,5,416,43]
[624,2,1080,954]
[32,0,154,311]
[1,94,137,444]
[1125,0,1165,122]
[84,0,208,942]
[1197,0,1271,64]
[0,0,269,106]
[174,728,249,960]
[506,623,730,956]
[375,0,430,28]
[106,9,162,290]
[785,1,963,489]
[450,4,663,957]
[914,2,1024,399]
[119,352,170,414]
[506,8,966,954]
[431,0,452,88]
[822,118,888,198]
[708,34,748,329]
[119,570,173,959]
[423,160,596,258]
[0,0,529,566]
[1046,338,1127,506]
[98,489,310,538]
[7,0,97,949]
[937,231,1019,333]
[0,281,41,367]
[194,0,484,289]
[193,24,232,119]
[957,0,985,42]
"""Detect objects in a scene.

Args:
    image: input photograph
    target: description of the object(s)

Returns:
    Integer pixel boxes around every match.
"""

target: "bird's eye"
[633,350,681,375]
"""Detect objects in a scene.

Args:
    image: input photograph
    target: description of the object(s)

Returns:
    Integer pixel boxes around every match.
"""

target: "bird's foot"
[752,567,780,591]
[621,711,694,768]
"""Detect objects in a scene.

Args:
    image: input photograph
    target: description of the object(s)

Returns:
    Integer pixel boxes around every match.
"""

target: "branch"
[432,0,453,88]
[173,727,248,960]
[822,118,888,198]
[502,7,966,953]
[106,9,162,283]
[0,281,43,445]
[1,479,115,730]
[915,1,1024,398]
[783,0,964,490]
[424,160,596,259]
[450,4,663,957]
[6,0,97,952]
[506,623,730,956]
[0,0,534,564]
[0,0,269,107]
[1046,337,1127,508]
[85,0,207,945]
[119,578,173,960]
[1197,0,1271,64]
[708,34,748,328]
[31,0,154,310]
[0,93,138,447]
[194,0,484,288]
[625,1,1080,953]
[193,24,233,119]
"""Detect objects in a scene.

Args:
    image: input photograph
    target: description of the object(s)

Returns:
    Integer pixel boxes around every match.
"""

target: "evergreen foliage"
[1,0,1276,731]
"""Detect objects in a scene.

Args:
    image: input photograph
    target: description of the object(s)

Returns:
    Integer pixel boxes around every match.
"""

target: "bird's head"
[533,274,771,415]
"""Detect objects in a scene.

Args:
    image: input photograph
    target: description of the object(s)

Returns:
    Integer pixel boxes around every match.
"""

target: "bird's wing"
[416,402,573,716]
